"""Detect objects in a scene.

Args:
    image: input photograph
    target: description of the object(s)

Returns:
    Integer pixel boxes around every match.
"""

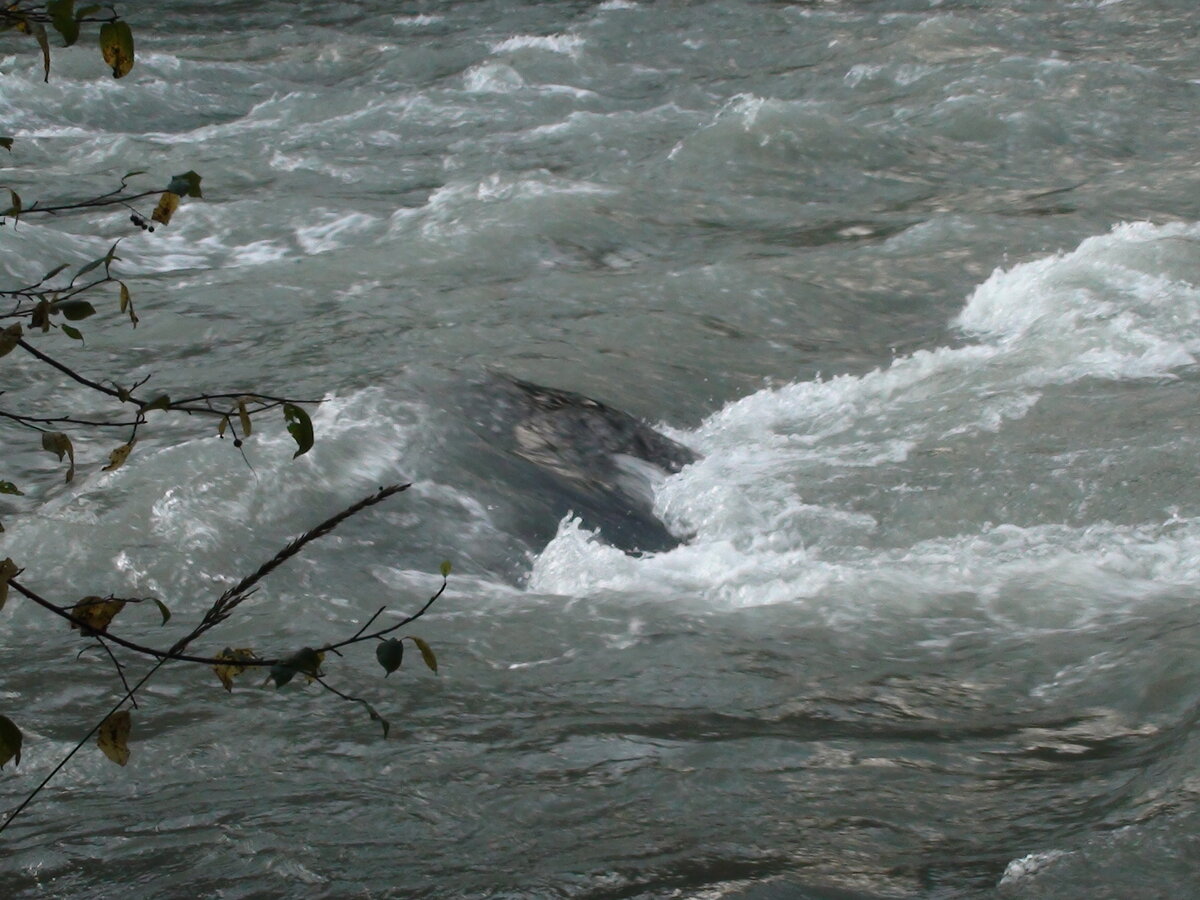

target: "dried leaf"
[96,710,131,766]
[150,190,179,225]
[102,441,134,472]
[237,399,252,438]
[213,647,257,693]
[70,595,126,635]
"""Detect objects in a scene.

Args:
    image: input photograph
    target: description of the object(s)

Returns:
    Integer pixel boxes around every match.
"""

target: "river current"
[2,1,1200,897]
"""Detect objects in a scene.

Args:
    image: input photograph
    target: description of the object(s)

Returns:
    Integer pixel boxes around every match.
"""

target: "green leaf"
[166,170,202,199]
[41,431,75,483]
[61,324,84,342]
[375,638,404,676]
[440,559,452,578]
[410,637,438,673]
[0,323,22,357]
[43,263,69,281]
[47,0,79,47]
[32,21,50,83]
[150,598,171,626]
[98,20,134,78]
[360,701,389,739]
[0,481,22,495]
[139,394,171,413]
[0,714,22,769]
[270,647,324,688]
[283,403,314,458]
[0,558,18,612]
[0,138,12,152]
[53,299,96,321]
[4,188,22,218]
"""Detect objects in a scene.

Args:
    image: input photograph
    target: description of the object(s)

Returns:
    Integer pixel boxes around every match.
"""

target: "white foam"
[491,34,585,57]
[531,222,1200,617]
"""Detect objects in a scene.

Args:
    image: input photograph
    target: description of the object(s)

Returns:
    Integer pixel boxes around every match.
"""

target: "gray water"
[3,1,1200,896]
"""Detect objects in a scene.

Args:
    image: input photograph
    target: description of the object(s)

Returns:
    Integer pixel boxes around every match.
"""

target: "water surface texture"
[3,1,1200,897]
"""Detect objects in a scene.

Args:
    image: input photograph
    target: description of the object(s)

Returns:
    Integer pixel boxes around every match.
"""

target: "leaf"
[41,431,75,483]
[61,323,84,341]
[0,558,18,612]
[3,188,21,218]
[118,281,137,327]
[72,255,107,283]
[43,263,70,281]
[150,598,171,625]
[410,637,438,673]
[32,21,50,82]
[0,138,11,152]
[139,394,170,413]
[213,647,257,693]
[0,714,22,769]
[98,21,134,78]
[150,191,179,226]
[31,298,50,331]
[269,647,323,688]
[70,595,126,635]
[440,559,452,578]
[47,0,79,46]
[96,710,131,766]
[375,638,404,676]
[0,481,22,495]
[237,399,252,438]
[101,440,135,472]
[0,323,22,358]
[283,403,313,458]
[166,170,202,199]
[361,701,389,739]
[52,299,97,321]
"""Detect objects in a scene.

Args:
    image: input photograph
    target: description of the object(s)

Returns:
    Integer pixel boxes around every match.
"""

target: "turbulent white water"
[3,1,1200,897]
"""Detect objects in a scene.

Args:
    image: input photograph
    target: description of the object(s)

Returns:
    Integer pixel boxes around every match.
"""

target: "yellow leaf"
[98,21,134,79]
[97,710,131,766]
[237,399,252,438]
[0,557,17,612]
[213,647,258,693]
[150,191,179,225]
[102,440,135,472]
[70,595,126,635]
[411,636,438,673]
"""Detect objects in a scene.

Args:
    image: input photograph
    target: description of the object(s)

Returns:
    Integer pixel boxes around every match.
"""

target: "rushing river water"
[3,1,1200,896]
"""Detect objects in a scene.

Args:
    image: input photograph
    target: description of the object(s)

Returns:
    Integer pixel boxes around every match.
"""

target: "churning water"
[3,0,1200,896]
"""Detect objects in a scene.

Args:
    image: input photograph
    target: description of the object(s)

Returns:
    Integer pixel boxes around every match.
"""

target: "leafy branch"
[0,484,450,834]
